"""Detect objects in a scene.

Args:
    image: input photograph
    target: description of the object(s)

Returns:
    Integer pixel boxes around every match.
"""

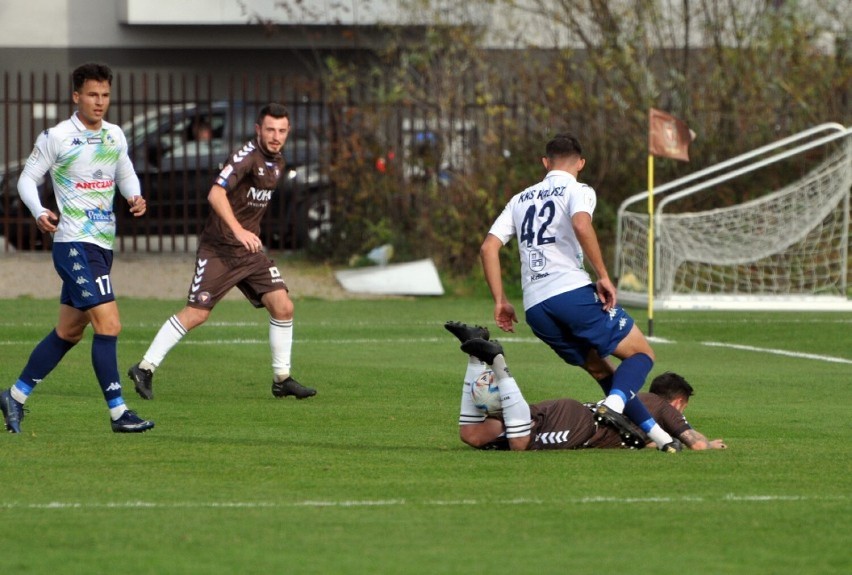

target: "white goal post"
[615,123,852,311]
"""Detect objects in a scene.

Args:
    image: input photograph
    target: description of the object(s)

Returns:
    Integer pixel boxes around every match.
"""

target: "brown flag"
[649,108,693,162]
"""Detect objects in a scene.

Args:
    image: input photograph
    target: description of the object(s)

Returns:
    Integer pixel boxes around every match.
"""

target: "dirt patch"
[0,252,367,300]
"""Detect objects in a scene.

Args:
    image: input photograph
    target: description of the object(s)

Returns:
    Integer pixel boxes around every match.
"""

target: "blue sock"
[15,329,76,395]
[624,397,658,433]
[91,334,125,409]
[610,353,653,405]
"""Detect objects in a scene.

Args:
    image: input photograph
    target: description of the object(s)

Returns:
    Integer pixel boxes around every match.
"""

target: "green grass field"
[0,296,849,574]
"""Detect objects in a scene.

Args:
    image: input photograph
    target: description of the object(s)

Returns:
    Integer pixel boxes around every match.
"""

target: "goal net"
[616,126,852,310]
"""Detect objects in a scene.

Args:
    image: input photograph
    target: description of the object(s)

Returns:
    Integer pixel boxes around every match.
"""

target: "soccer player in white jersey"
[0,62,154,434]
[479,133,680,452]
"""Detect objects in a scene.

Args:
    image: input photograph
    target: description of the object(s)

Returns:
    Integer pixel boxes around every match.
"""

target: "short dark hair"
[257,103,289,125]
[72,63,113,92]
[545,132,583,160]
[649,371,695,401]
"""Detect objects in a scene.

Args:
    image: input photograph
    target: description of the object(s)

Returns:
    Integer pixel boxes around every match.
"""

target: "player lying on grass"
[445,321,726,452]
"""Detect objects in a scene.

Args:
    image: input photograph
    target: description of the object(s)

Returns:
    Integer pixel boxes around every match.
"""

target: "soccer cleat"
[620,419,649,449]
[460,338,504,364]
[594,404,644,447]
[444,321,490,344]
[660,439,683,453]
[127,363,154,400]
[272,377,317,399]
[0,388,25,433]
[111,409,155,433]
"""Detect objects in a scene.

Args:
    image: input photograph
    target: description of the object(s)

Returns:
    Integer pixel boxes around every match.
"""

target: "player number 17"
[94,274,112,296]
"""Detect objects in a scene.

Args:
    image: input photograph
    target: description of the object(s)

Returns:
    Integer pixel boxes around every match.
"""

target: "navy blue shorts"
[53,242,115,311]
[525,284,634,366]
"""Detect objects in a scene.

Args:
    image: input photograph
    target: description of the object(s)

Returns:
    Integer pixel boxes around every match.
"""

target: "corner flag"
[645,108,694,336]
[649,108,694,162]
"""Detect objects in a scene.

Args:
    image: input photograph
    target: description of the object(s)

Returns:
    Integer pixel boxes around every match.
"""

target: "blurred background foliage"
[290,0,849,287]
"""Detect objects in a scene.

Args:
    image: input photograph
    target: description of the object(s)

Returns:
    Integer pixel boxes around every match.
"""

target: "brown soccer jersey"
[527,393,693,450]
[527,399,599,450]
[199,139,286,258]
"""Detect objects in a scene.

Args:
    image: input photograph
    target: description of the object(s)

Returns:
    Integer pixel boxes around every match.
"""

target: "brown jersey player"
[446,321,726,452]
[127,103,316,402]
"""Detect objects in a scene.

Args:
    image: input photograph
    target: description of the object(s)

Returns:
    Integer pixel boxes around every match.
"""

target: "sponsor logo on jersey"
[85,208,113,222]
[247,187,274,203]
[529,249,546,272]
[28,146,41,163]
[87,137,103,144]
[529,272,551,281]
[71,138,84,146]
[257,166,265,176]
[216,165,235,187]
[76,180,115,190]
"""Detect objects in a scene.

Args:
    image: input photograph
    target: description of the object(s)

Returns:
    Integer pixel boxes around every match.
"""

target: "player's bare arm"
[571,212,617,310]
[459,418,504,448]
[207,184,263,253]
[480,234,518,332]
[679,428,727,450]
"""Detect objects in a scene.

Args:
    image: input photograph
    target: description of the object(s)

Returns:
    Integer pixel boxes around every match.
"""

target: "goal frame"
[615,123,852,311]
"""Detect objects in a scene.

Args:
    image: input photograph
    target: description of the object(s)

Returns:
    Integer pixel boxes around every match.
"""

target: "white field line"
[1,333,847,365]
[0,494,845,510]
[0,337,548,346]
[702,341,852,365]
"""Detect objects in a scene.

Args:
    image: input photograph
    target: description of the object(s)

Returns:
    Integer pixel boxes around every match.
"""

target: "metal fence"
[0,69,533,258]
[0,71,336,253]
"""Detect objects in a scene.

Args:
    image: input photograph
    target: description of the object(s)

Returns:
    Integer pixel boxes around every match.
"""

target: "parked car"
[0,100,331,251]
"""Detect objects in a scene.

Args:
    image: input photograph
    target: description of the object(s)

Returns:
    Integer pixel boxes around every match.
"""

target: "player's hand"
[128,195,147,217]
[36,210,59,233]
[234,228,263,253]
[596,278,618,311]
[709,439,727,449]
[494,301,518,332]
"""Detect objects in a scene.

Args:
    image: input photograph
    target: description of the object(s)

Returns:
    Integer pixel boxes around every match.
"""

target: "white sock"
[270,317,293,379]
[602,394,626,413]
[459,356,488,424]
[10,386,28,404]
[647,424,674,448]
[143,315,188,370]
[491,355,531,438]
[109,404,128,420]
[464,355,487,382]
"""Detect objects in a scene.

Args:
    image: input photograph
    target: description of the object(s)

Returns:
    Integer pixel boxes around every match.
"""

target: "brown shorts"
[185,247,288,309]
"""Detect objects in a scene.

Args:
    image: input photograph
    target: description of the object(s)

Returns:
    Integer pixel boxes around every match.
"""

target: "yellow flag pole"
[647,154,655,337]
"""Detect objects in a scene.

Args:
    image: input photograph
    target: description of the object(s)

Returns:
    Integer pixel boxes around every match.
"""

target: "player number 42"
[519,201,556,247]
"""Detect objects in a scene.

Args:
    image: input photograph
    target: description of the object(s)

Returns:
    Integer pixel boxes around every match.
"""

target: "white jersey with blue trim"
[488,170,596,310]
[21,112,136,249]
